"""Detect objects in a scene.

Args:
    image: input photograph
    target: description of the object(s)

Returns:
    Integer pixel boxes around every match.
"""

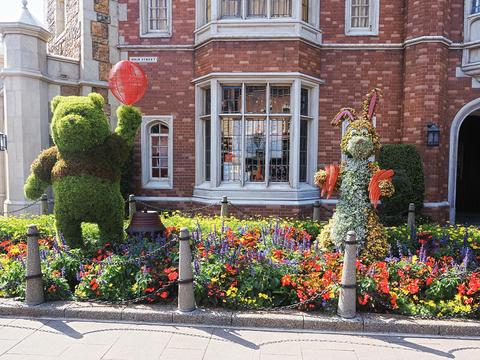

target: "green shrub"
[378,144,425,225]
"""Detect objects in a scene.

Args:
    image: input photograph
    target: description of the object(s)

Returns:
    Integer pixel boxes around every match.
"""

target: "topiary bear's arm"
[24,147,58,200]
[369,162,395,199]
[115,105,142,147]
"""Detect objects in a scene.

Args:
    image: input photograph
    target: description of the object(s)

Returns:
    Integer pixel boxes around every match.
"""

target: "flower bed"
[0,214,478,319]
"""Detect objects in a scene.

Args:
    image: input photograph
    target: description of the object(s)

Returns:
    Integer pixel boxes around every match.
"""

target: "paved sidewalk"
[0,317,478,360]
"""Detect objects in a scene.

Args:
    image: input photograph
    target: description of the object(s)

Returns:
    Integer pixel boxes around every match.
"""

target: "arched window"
[141,116,173,188]
[149,123,169,179]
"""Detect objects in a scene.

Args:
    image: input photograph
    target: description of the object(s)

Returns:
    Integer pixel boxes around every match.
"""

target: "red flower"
[168,271,178,281]
[47,285,57,293]
[458,283,466,296]
[358,293,370,305]
[159,291,168,299]
[426,277,434,286]
[90,278,99,291]
[390,293,398,309]
[145,287,155,293]
[406,279,420,295]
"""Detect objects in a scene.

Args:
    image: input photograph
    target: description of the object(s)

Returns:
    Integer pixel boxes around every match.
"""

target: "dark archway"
[456,115,480,224]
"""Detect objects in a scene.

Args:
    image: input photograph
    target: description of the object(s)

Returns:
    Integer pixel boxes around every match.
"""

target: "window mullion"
[240,82,246,187]
[290,79,300,189]
[265,82,271,187]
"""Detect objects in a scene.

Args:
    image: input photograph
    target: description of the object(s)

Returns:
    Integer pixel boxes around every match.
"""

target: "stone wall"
[47,0,81,59]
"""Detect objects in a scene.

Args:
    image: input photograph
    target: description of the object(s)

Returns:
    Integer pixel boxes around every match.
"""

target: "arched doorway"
[449,98,480,224]
[455,114,480,224]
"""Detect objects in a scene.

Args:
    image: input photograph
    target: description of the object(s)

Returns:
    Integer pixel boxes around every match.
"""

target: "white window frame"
[194,0,321,45]
[140,0,173,38]
[194,73,321,203]
[141,116,174,189]
[345,0,379,36]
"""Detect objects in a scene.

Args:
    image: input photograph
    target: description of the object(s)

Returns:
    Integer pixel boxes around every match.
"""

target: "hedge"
[378,144,425,225]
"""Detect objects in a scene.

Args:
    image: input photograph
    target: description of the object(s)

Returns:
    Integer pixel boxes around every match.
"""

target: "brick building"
[2,0,480,223]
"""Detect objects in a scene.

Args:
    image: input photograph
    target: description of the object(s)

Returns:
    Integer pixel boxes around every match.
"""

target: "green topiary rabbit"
[24,93,142,248]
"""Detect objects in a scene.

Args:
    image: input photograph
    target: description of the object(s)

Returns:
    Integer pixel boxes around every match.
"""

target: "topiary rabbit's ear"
[51,96,63,113]
[331,107,357,127]
[88,92,105,109]
[362,88,382,121]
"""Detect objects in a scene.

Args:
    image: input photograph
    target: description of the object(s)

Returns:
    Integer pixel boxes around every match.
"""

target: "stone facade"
[47,0,81,59]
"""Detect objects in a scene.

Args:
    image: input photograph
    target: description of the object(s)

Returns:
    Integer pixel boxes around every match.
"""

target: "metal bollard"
[25,225,44,305]
[313,201,321,222]
[41,194,48,215]
[338,231,357,319]
[178,228,196,312]
[407,203,415,234]
[220,196,229,217]
[128,194,136,221]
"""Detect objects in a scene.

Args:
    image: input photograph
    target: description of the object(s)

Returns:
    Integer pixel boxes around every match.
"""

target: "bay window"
[196,0,321,44]
[195,74,320,203]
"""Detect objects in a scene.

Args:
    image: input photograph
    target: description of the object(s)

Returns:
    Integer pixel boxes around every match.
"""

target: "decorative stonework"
[47,0,81,60]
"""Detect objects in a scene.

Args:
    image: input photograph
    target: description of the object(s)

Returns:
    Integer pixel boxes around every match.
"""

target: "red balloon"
[108,60,148,105]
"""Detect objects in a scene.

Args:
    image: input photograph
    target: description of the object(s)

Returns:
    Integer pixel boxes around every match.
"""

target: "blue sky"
[0,0,45,24]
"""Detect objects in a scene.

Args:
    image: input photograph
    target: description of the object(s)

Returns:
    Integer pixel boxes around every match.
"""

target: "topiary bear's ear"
[51,96,63,113]
[88,92,105,110]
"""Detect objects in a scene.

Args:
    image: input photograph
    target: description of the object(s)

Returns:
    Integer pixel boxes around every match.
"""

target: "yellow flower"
[258,293,269,300]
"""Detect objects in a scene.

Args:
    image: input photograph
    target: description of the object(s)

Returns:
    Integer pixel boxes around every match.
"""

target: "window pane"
[204,88,211,115]
[221,117,242,182]
[160,136,168,146]
[301,88,309,116]
[269,117,290,182]
[151,124,160,134]
[160,124,169,134]
[302,0,309,22]
[299,118,308,182]
[205,0,211,22]
[351,0,370,28]
[246,86,266,113]
[221,0,241,17]
[222,86,242,113]
[270,86,291,114]
[248,0,267,17]
[204,119,211,181]
[152,168,160,178]
[148,0,168,31]
[271,0,292,17]
[245,118,266,182]
[473,0,480,14]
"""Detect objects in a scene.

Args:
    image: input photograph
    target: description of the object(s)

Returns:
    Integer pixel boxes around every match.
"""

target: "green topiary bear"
[24,93,142,248]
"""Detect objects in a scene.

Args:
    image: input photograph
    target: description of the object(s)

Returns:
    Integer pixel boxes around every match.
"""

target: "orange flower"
[90,278,99,291]
[281,274,291,287]
[406,279,420,295]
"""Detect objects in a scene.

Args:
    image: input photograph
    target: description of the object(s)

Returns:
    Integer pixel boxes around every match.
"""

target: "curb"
[0,299,478,337]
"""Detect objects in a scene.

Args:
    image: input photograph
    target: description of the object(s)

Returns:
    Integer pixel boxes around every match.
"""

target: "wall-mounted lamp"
[0,133,6,151]
[427,123,440,147]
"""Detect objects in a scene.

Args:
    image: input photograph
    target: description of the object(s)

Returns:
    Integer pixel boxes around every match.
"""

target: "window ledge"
[140,31,172,39]
[193,182,320,205]
[194,19,322,46]
[345,29,379,36]
[142,179,173,190]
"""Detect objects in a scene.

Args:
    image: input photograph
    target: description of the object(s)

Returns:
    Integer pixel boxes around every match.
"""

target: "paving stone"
[159,348,205,360]
[121,304,174,323]
[231,311,303,329]
[303,312,363,332]
[435,318,480,337]
[65,302,125,321]
[173,308,233,326]
[363,313,440,335]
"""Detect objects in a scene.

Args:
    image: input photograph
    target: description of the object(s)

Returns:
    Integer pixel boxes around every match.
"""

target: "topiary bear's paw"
[24,174,48,200]
[115,105,142,147]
